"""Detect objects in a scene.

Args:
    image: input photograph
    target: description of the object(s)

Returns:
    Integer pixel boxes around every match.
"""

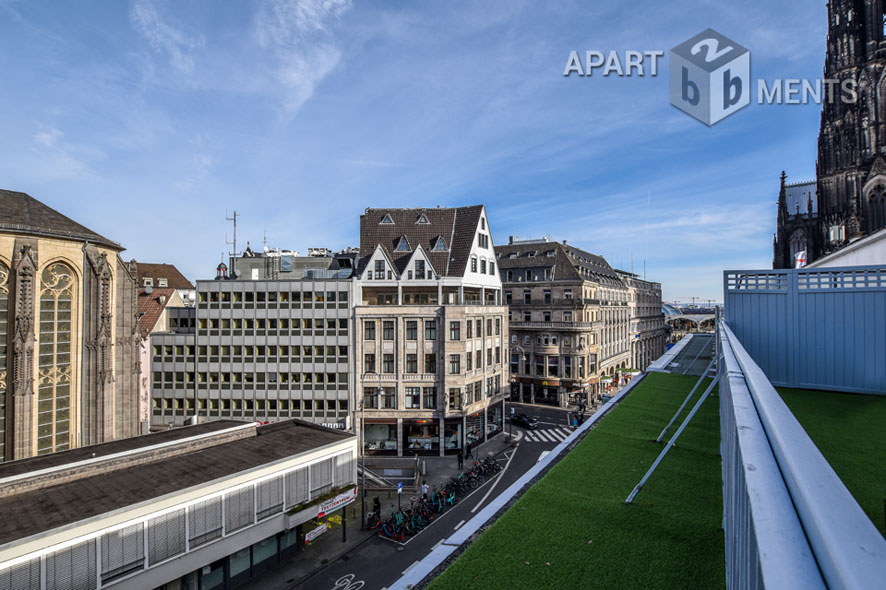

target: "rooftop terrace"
[428,372,725,589]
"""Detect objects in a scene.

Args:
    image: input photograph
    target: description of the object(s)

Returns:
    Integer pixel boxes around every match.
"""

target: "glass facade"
[364,423,397,453]
[404,421,440,453]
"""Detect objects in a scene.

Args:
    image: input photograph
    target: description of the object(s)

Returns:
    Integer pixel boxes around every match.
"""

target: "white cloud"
[253,0,352,116]
[129,0,205,73]
[29,125,105,180]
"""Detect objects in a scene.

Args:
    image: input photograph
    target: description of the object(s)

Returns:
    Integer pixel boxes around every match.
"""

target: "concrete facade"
[150,278,356,430]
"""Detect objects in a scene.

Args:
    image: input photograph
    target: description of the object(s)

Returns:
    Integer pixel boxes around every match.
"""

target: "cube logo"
[669,28,750,125]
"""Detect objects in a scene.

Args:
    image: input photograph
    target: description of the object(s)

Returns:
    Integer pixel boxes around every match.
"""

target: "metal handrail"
[721,322,886,588]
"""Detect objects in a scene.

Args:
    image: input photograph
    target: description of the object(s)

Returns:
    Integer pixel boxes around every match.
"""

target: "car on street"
[511,413,539,429]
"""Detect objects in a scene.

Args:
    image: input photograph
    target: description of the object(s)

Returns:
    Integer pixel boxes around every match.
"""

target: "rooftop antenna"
[263,230,268,250]
[226,210,239,278]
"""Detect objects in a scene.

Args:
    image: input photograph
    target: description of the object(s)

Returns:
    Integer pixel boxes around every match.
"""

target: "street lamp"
[359,370,380,530]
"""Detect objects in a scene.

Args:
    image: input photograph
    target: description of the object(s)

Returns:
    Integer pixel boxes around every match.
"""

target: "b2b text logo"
[669,28,750,126]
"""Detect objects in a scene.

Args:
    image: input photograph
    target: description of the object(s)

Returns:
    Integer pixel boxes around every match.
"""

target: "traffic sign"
[397,482,403,494]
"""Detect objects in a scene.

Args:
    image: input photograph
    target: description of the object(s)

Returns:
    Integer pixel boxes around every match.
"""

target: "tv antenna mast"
[226,210,239,277]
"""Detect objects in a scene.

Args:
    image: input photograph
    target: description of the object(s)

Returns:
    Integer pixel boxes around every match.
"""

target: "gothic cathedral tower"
[816,0,886,253]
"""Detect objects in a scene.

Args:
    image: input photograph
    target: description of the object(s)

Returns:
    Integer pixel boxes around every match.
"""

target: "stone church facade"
[775,1,886,268]
[0,190,140,461]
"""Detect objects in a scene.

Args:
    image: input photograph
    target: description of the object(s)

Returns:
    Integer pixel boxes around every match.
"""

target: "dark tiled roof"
[137,287,177,336]
[136,262,195,290]
[0,421,244,478]
[357,206,484,278]
[0,420,353,545]
[495,241,625,285]
[0,189,121,250]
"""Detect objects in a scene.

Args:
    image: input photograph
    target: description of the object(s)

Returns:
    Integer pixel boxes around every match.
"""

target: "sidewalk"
[239,433,515,589]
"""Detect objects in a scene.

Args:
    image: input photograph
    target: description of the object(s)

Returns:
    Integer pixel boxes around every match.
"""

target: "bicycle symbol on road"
[333,573,365,590]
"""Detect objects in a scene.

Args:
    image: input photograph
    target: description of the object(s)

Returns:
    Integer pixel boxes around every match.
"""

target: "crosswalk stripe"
[528,431,541,442]
[548,430,566,441]
[536,430,555,442]
[554,428,571,439]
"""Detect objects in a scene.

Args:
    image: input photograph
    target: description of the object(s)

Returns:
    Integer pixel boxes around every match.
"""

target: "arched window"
[868,186,886,232]
[789,229,807,263]
[0,260,8,462]
[37,262,77,455]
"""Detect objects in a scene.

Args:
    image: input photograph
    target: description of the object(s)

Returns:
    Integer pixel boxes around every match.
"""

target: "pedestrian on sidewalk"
[457,449,464,470]
[421,481,429,499]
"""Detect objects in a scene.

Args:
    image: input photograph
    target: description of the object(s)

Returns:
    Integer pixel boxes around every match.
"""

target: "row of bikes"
[370,457,503,542]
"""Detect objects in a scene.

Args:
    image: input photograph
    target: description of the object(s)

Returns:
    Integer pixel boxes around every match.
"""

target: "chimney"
[159,295,167,305]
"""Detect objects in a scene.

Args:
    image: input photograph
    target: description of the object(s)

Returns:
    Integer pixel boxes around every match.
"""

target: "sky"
[0,0,828,301]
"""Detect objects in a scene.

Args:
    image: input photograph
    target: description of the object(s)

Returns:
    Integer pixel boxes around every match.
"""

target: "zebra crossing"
[522,427,573,443]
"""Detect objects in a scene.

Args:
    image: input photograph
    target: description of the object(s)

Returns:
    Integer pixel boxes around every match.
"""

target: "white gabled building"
[354,206,509,457]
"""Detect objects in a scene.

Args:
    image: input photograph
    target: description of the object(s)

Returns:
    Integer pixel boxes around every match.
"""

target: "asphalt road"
[290,404,570,590]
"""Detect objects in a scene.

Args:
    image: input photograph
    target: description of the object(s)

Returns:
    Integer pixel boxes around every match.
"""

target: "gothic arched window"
[869,186,886,232]
[0,260,8,462]
[789,229,808,262]
[37,262,77,455]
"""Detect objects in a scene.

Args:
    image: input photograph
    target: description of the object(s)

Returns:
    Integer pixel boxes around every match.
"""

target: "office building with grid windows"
[149,278,356,430]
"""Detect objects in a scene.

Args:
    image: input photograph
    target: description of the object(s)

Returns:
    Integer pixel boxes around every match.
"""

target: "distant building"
[0,189,140,462]
[0,419,357,590]
[135,263,194,433]
[354,206,508,456]
[136,262,196,304]
[616,271,667,372]
[496,237,633,406]
[229,243,357,281]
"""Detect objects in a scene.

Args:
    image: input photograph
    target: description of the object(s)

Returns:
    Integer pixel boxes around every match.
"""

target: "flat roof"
[0,420,353,547]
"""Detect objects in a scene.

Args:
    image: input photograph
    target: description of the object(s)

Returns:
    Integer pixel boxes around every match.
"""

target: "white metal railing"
[719,321,886,589]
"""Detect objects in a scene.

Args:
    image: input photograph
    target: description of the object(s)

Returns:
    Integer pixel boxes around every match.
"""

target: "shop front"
[402,419,440,454]
[443,418,463,455]
[486,401,503,437]
[465,411,485,450]
[363,419,397,455]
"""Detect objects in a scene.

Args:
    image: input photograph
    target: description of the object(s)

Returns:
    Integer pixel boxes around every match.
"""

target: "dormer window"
[395,236,411,251]
[433,236,448,251]
[415,259,426,279]
[143,278,153,287]
[158,278,168,287]
[527,251,537,257]
[545,250,555,257]
[380,214,394,225]
[508,252,517,259]
[416,213,430,224]
[374,259,385,280]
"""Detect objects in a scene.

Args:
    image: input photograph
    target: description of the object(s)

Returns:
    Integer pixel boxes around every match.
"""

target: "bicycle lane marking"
[470,444,518,514]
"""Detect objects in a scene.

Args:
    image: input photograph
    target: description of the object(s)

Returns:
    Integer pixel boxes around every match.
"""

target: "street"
[242,403,573,590]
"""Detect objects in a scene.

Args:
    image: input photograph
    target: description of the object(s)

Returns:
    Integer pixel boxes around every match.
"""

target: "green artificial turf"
[428,373,725,590]
[778,387,886,529]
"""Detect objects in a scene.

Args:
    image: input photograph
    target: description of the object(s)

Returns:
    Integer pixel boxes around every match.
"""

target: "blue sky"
[0,0,827,301]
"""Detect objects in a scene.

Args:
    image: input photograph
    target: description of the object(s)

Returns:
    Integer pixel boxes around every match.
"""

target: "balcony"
[509,320,601,330]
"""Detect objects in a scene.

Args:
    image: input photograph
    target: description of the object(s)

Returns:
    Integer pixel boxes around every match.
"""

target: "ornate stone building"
[775,1,886,268]
[616,270,667,372]
[354,206,508,457]
[496,238,634,406]
[0,190,140,461]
